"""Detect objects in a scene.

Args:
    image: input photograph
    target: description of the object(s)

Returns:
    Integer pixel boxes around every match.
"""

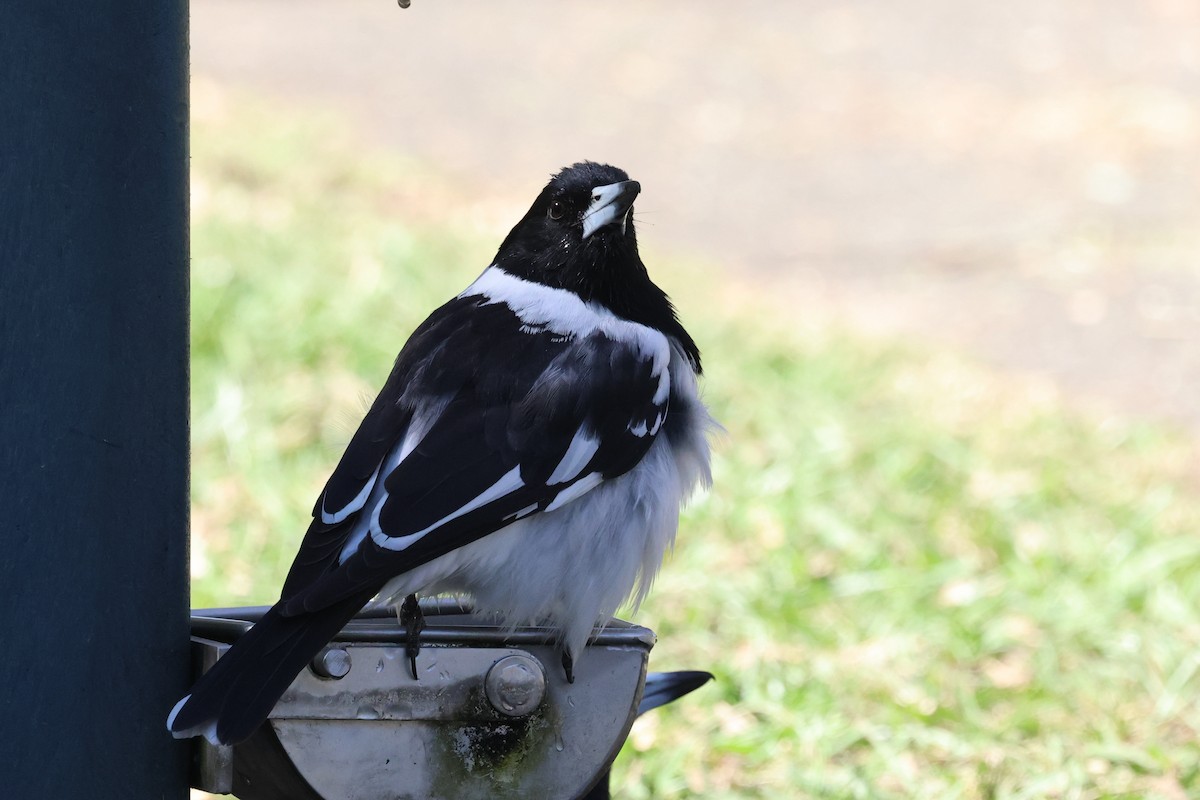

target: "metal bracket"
[188,600,654,800]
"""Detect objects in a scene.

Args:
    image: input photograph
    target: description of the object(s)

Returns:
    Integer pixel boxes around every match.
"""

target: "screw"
[485,654,546,717]
[311,647,352,679]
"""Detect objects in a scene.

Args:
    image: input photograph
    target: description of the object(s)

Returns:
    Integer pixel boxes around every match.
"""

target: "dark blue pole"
[0,2,190,796]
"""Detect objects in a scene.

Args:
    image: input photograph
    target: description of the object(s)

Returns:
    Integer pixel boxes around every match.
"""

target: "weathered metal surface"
[190,603,653,800]
[194,638,236,795]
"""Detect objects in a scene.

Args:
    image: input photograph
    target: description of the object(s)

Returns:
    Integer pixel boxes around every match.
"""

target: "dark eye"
[547,200,565,220]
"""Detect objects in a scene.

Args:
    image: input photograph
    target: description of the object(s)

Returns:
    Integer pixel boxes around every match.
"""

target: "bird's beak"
[581,180,641,239]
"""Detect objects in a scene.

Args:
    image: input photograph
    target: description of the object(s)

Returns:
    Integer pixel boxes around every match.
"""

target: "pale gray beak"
[581,180,640,239]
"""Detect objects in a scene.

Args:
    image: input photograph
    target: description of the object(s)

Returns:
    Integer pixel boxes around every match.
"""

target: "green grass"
[191,91,1200,799]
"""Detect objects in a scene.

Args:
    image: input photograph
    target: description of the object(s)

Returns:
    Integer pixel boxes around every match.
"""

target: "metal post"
[0,2,189,797]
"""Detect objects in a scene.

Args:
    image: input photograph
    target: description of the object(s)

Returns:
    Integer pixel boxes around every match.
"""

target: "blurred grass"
[191,89,1200,799]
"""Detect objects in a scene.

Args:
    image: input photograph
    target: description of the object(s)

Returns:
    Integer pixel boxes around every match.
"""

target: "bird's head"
[493,162,645,301]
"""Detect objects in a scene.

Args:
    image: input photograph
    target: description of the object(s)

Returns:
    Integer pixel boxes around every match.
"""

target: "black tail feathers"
[167,589,375,745]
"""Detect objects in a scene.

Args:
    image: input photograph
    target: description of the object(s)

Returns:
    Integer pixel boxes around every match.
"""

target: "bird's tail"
[167,589,375,745]
[638,670,713,715]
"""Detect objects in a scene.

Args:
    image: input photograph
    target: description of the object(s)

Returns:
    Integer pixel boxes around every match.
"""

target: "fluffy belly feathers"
[376,349,713,661]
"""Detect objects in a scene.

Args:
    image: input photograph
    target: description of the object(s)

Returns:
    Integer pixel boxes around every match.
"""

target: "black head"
[493,162,643,297]
[493,162,701,371]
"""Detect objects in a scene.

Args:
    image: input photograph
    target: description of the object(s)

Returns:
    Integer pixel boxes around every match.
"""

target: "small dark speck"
[69,427,122,449]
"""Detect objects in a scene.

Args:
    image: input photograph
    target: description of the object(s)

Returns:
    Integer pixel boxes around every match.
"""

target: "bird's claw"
[561,650,575,684]
[400,593,425,680]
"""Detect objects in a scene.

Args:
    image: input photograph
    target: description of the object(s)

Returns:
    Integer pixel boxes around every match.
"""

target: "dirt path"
[192,0,1200,432]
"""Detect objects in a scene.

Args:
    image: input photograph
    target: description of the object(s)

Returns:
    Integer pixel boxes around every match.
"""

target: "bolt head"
[485,654,546,717]
[311,647,352,679]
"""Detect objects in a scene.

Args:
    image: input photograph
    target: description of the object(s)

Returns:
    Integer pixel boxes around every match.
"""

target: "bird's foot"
[561,649,575,684]
[399,593,425,680]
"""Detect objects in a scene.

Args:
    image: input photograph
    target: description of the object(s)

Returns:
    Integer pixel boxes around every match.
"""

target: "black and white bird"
[168,162,715,745]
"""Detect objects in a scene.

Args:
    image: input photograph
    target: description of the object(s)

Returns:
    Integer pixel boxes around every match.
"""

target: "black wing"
[278,294,670,614]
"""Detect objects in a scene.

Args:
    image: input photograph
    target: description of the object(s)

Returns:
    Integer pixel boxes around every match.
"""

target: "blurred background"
[196,0,1200,429]
[190,2,1200,797]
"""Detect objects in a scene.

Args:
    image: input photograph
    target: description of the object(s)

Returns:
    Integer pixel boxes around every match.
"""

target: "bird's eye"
[547,200,565,220]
